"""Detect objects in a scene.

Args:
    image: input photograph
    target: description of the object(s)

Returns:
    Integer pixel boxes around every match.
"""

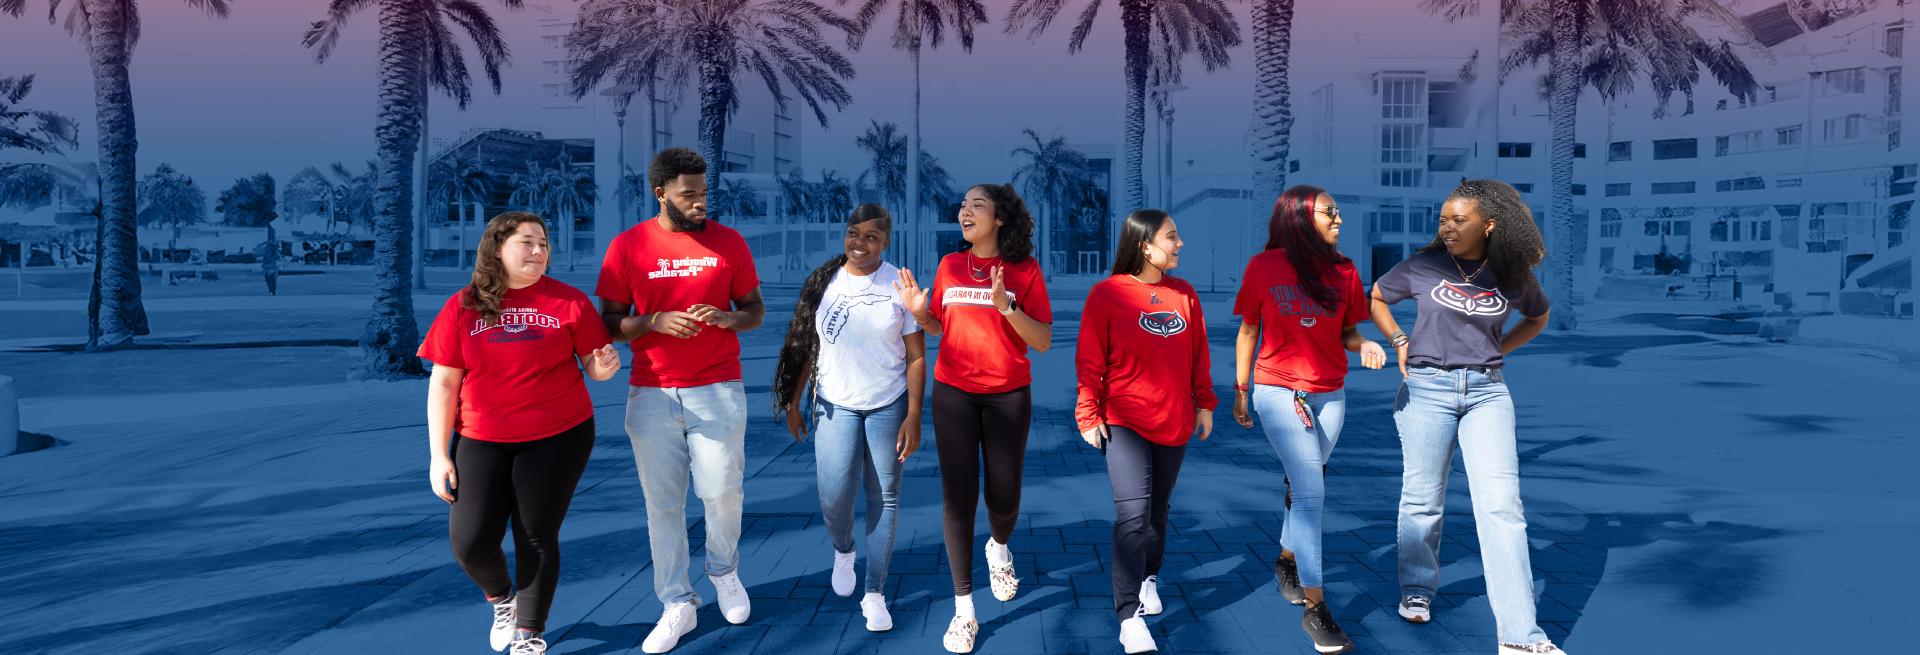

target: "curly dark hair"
[1418,179,1548,296]
[648,147,706,192]
[464,211,548,325]
[1263,184,1351,313]
[961,183,1035,264]
[771,204,893,421]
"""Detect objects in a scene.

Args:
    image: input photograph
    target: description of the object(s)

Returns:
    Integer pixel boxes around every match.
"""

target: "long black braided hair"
[771,204,894,422]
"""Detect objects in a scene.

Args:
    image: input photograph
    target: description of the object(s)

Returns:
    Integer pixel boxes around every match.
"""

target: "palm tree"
[843,0,987,272]
[1247,0,1292,199]
[136,164,207,251]
[710,177,765,221]
[0,159,115,344]
[4,0,230,348]
[0,74,79,154]
[567,0,863,193]
[1145,0,1234,204]
[915,149,958,220]
[814,169,854,225]
[1006,0,1238,213]
[1011,128,1094,273]
[1498,0,1760,330]
[854,120,907,259]
[304,0,523,378]
[508,155,596,270]
[427,150,491,266]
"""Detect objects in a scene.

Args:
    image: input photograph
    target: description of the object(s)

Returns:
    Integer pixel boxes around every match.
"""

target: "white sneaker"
[641,602,695,654]
[488,596,515,652]
[1118,613,1157,654]
[861,592,893,632]
[508,636,547,655]
[1399,594,1432,623]
[1138,575,1162,615]
[831,549,857,597]
[710,572,752,624]
[1498,641,1567,655]
[942,614,978,653]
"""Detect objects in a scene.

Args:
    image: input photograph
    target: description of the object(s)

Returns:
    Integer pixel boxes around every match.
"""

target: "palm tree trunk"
[907,40,923,274]
[1546,0,1580,330]
[1466,2,1502,179]
[697,39,729,196]
[1250,0,1295,200]
[363,0,429,378]
[87,0,150,349]
[1120,0,1151,219]
[415,92,430,290]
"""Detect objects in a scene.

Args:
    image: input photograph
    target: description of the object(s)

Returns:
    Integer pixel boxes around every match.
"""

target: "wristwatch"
[998,300,1018,316]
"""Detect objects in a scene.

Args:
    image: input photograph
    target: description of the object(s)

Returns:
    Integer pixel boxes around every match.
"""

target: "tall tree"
[304,0,523,378]
[1010,128,1094,274]
[0,74,80,154]
[136,163,206,248]
[0,160,106,343]
[854,119,907,246]
[216,172,278,227]
[567,0,863,192]
[507,155,595,270]
[4,0,232,348]
[1247,0,1291,199]
[426,150,491,265]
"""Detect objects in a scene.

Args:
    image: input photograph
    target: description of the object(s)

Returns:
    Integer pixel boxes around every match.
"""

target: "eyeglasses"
[1315,207,1342,219]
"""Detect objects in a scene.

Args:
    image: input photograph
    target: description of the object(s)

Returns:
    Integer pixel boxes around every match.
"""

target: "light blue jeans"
[811,392,908,594]
[625,381,748,606]
[1394,366,1548,645]
[1251,385,1346,588]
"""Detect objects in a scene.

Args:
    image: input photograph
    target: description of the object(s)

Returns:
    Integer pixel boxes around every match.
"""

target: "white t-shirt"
[813,261,919,410]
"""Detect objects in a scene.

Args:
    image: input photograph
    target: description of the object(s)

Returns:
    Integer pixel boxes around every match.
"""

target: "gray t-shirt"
[1374,250,1548,369]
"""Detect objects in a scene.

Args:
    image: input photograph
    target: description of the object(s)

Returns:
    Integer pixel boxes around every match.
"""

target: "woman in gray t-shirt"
[1367,180,1568,655]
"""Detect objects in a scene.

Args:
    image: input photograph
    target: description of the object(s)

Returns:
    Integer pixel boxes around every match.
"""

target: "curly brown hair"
[465,211,549,325]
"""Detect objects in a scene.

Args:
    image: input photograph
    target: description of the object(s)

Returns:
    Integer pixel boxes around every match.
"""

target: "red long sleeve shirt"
[1075,274,1218,446]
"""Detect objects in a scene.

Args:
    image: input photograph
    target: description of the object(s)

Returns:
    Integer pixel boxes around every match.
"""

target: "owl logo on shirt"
[1138,311,1187,337]
[1429,280,1509,316]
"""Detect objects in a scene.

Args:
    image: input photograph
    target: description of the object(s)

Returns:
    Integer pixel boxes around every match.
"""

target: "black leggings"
[1104,425,1187,620]
[932,381,1032,596]
[449,418,595,632]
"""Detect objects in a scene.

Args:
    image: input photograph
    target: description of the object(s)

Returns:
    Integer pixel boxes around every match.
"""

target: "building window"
[1498,142,1533,158]
[1573,184,1587,196]
[1823,114,1866,142]
[542,83,567,99]
[1609,141,1632,161]
[1819,68,1866,96]
[1409,204,1438,234]
[1777,176,1803,188]
[1716,177,1765,192]
[1889,68,1902,116]
[1370,206,1406,233]
[1379,122,1423,188]
[1653,138,1699,160]
[1651,181,1697,195]
[1427,81,1466,128]
[1574,143,1587,158]
[1886,27,1904,59]
[1513,183,1534,193]
[1380,74,1425,120]
[1717,130,1764,156]
[1777,125,1803,147]
[1380,169,1422,187]
[1600,212,1622,238]
[1289,159,1301,173]
[1751,220,1772,242]
[1605,182,1631,197]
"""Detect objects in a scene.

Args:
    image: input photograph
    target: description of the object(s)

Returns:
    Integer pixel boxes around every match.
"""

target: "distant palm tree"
[1146,0,1235,203]
[1248,0,1293,199]
[4,0,231,348]
[710,177,765,221]
[304,0,524,379]
[915,149,958,220]
[0,159,113,344]
[567,0,863,192]
[508,155,596,270]
[1498,0,1760,330]
[0,74,79,154]
[1011,128,1094,274]
[814,169,854,225]
[1006,0,1239,213]
[854,120,908,251]
[775,168,814,224]
[329,161,379,237]
[843,0,987,272]
[136,164,207,251]
[427,151,491,266]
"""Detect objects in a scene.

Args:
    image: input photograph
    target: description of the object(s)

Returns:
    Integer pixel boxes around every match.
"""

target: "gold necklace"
[1449,254,1488,284]
[1129,272,1162,305]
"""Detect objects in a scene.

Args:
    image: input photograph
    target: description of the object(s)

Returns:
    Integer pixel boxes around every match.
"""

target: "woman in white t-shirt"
[772,204,926,633]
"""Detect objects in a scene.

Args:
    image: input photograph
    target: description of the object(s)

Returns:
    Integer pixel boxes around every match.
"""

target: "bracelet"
[1390,333,1409,347]
[1234,382,1251,392]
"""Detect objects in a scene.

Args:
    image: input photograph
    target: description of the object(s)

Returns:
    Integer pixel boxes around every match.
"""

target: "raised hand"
[895,269,931,321]
[990,265,1011,314]
[589,343,622,376]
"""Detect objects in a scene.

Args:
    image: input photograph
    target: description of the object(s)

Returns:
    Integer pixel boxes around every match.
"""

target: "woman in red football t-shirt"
[1073,209,1217,654]
[895,183,1051,654]
[1229,186,1385,653]
[417,212,622,654]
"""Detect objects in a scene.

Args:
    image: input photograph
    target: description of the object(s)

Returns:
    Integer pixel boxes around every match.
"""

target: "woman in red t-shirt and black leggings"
[896,184,1051,654]
[1230,186,1386,654]
[419,212,622,655]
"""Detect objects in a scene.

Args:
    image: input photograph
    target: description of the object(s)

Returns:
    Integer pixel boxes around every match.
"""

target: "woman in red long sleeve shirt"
[1074,209,1216,654]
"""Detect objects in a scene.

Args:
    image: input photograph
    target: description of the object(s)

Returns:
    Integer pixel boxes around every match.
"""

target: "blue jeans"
[811,392,907,594]
[1394,366,1548,645]
[625,382,748,606]
[1251,385,1346,588]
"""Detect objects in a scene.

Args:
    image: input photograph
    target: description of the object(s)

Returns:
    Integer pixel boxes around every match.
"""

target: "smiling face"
[957,187,1000,247]
[1312,193,1342,246]
[1438,197,1494,259]
[1143,216,1183,272]
[497,221,549,285]
[843,218,889,271]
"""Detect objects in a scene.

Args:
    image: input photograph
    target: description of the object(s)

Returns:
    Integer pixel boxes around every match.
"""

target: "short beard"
[664,201,706,232]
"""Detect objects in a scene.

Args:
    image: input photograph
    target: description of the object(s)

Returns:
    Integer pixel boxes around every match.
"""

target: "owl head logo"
[1138,311,1187,337]
[1430,280,1508,316]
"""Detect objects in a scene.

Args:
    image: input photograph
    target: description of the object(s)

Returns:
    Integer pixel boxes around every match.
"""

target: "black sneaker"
[1301,600,1352,654]
[1274,554,1306,605]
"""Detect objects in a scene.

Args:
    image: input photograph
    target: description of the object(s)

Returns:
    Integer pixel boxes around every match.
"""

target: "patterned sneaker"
[1138,575,1163,615]
[1302,600,1353,654]
[1274,554,1306,605]
[1498,641,1567,654]
[1398,594,1432,623]
[986,541,1019,601]
[508,635,547,655]
[488,595,516,652]
[942,614,978,653]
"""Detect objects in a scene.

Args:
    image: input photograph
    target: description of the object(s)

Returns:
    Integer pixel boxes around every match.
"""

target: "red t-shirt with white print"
[595,217,760,388]
[929,252,1052,394]
[1231,249,1369,393]
[417,276,611,442]
[1074,274,1218,446]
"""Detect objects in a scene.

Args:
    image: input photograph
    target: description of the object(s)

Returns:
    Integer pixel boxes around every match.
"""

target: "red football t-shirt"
[595,218,760,388]
[1074,275,1218,446]
[417,276,611,442]
[929,252,1052,394]
[1231,249,1369,393]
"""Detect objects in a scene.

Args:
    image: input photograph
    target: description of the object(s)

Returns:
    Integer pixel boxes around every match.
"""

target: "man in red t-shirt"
[595,148,765,654]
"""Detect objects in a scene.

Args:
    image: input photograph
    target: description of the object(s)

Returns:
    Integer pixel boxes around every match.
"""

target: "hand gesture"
[1195,409,1215,441]
[896,417,922,462]
[1359,341,1387,370]
[895,269,933,322]
[687,304,738,330]
[1080,423,1108,449]
[990,265,1011,314]
[649,310,703,339]
[589,343,622,375]
[1232,390,1255,428]
[430,455,457,504]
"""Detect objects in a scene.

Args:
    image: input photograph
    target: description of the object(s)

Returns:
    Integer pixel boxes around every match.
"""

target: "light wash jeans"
[1394,366,1548,645]
[625,381,747,606]
[810,392,908,594]
[1251,385,1346,588]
